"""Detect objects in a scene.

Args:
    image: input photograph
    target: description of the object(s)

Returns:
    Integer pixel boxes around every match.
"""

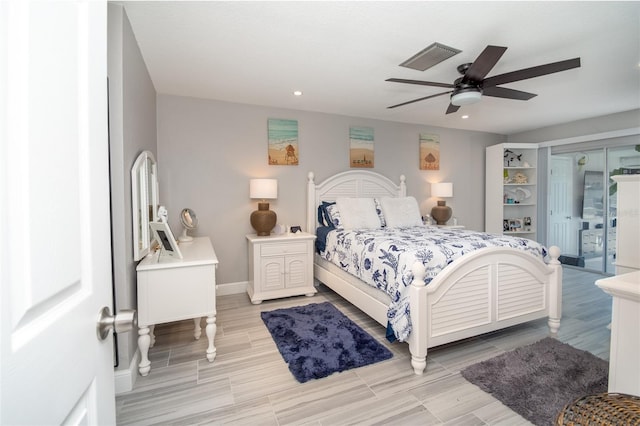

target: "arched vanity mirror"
[132,150,158,261]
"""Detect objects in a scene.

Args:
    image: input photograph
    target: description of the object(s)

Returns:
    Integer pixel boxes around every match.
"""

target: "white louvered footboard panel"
[430,266,491,337]
[497,264,546,321]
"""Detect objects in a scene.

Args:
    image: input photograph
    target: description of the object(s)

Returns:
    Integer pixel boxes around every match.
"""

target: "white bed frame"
[306,170,562,375]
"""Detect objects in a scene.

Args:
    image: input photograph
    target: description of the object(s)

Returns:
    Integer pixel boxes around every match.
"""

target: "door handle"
[96,307,137,341]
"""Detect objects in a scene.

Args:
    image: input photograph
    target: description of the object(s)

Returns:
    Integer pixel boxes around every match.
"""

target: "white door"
[549,156,576,255]
[1,1,116,424]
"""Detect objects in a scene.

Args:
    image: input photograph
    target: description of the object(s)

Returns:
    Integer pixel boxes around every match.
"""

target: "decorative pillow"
[374,198,386,227]
[336,197,382,230]
[379,196,423,228]
[317,201,336,227]
[325,203,343,229]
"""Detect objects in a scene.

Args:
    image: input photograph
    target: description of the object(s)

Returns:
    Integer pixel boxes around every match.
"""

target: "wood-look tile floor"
[116,267,612,425]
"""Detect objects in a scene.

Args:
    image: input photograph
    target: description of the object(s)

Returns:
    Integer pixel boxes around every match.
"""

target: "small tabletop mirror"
[132,151,158,261]
[179,208,198,243]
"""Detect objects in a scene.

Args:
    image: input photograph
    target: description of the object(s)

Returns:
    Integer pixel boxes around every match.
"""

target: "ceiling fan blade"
[387,91,453,109]
[446,103,460,114]
[483,57,581,88]
[386,78,454,89]
[463,45,507,82]
[482,86,537,100]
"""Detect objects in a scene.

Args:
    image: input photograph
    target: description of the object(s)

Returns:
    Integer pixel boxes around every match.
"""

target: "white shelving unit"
[486,143,538,240]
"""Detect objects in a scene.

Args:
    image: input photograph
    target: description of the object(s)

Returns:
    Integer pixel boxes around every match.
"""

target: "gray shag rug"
[261,302,392,383]
[461,337,608,426]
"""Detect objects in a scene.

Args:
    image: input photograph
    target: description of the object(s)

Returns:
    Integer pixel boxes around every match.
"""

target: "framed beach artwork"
[268,118,299,165]
[349,126,374,168]
[419,133,440,170]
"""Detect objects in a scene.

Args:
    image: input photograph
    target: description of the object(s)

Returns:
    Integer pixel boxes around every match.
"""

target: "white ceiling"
[122,1,640,135]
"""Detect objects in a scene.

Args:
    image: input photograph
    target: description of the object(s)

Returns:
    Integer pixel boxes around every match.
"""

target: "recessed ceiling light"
[293,90,303,96]
[461,115,469,119]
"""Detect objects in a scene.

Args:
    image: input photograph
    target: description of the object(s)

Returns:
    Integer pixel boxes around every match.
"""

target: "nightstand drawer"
[261,241,308,256]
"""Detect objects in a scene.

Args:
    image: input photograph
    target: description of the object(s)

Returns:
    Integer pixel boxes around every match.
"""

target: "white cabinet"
[596,271,640,395]
[486,143,538,240]
[247,232,316,304]
[612,175,640,274]
[136,237,218,376]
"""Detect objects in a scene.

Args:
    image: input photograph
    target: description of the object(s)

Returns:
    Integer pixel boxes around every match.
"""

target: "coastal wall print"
[268,118,299,165]
[349,126,374,168]
[419,133,440,170]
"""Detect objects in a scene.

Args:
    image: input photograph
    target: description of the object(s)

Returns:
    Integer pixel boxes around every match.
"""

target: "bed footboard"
[407,245,562,375]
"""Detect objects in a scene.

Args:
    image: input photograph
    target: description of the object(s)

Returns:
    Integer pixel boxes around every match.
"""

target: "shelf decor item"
[431,182,453,225]
[250,178,278,236]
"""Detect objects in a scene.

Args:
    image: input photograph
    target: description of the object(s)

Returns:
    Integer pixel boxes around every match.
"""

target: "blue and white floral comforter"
[319,226,548,342]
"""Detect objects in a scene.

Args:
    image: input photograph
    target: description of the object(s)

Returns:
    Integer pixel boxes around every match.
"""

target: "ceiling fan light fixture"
[451,88,482,106]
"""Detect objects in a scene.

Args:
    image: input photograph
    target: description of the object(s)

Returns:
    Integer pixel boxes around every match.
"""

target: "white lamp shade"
[431,182,453,198]
[451,90,482,106]
[250,179,278,199]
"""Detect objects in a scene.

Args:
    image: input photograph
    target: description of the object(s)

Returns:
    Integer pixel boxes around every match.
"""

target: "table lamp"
[431,182,453,225]
[250,179,278,236]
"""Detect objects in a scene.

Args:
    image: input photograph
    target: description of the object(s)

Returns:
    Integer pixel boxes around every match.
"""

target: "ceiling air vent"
[399,42,461,71]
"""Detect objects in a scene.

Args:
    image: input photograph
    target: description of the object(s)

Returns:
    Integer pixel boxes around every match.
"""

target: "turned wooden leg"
[411,355,427,375]
[138,326,151,376]
[149,325,156,348]
[193,317,202,340]
[205,314,217,362]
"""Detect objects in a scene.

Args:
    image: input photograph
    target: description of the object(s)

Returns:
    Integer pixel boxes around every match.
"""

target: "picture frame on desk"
[149,221,182,259]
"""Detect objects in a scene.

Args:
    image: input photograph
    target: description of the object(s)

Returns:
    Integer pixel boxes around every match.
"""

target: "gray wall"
[156,95,504,285]
[507,109,640,144]
[108,4,157,371]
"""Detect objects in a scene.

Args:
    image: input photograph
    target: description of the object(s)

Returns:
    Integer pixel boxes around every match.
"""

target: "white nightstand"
[246,232,317,304]
[436,225,465,229]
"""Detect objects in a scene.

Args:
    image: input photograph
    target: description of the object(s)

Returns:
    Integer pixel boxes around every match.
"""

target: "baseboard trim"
[217,281,248,296]
[114,349,139,395]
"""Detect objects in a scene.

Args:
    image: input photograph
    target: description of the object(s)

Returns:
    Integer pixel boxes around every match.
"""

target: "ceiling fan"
[386,45,581,114]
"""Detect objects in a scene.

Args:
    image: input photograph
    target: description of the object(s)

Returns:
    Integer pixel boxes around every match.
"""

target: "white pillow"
[336,198,382,230]
[379,196,423,228]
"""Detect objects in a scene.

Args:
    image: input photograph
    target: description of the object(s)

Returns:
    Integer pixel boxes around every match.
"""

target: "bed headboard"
[306,170,406,233]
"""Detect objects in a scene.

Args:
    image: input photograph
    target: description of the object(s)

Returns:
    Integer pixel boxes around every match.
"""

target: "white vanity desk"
[136,236,218,376]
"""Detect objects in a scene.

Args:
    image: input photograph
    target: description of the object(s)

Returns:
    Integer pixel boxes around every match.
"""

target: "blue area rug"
[261,302,393,383]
